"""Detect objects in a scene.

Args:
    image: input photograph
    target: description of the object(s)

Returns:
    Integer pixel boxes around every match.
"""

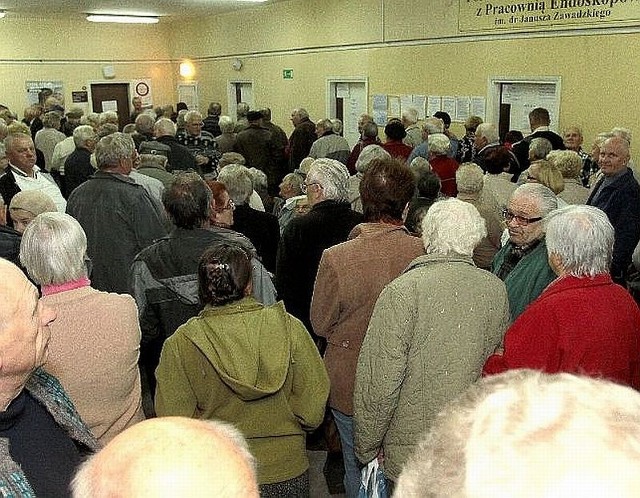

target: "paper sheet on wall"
[102,100,118,112]
[400,95,414,117]
[373,110,387,126]
[470,96,486,121]
[427,96,441,117]
[441,97,456,118]
[372,94,387,111]
[414,95,427,119]
[336,83,350,99]
[455,96,470,122]
[388,96,401,118]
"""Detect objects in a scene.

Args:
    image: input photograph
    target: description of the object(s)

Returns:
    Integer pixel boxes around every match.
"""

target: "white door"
[228,81,254,117]
[327,78,368,149]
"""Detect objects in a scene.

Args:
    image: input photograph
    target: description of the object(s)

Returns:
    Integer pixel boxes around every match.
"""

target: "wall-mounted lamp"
[179,61,196,79]
[86,15,159,24]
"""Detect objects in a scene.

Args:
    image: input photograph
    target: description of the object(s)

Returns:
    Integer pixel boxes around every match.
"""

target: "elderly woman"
[348,144,390,213]
[484,205,640,388]
[214,115,237,154]
[456,162,503,270]
[548,150,590,204]
[34,111,66,171]
[311,157,424,497]
[155,243,329,497]
[526,159,565,196]
[428,133,459,197]
[354,198,509,490]
[381,119,412,162]
[19,212,144,444]
[9,190,57,233]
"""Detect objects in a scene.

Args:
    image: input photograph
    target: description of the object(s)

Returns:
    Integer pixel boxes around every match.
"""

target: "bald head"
[72,417,259,498]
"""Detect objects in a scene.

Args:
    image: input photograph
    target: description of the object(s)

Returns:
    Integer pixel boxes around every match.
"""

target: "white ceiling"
[0,0,283,19]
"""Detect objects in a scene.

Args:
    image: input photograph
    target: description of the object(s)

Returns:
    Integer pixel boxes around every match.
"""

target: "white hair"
[307,158,350,201]
[475,123,499,144]
[185,110,203,123]
[218,116,234,133]
[511,183,558,218]
[422,117,444,135]
[20,212,88,285]
[99,110,118,126]
[94,132,135,170]
[134,113,155,134]
[356,144,390,173]
[395,370,640,498]
[428,133,452,156]
[402,107,418,125]
[545,205,613,277]
[456,162,484,194]
[611,127,632,144]
[217,164,253,204]
[528,137,553,161]
[421,198,487,257]
[547,150,582,179]
[72,125,96,149]
[154,117,177,137]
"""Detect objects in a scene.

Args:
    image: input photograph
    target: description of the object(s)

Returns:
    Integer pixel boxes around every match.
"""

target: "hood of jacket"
[182,297,292,401]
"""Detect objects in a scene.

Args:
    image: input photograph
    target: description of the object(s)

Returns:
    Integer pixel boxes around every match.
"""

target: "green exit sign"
[283,69,294,80]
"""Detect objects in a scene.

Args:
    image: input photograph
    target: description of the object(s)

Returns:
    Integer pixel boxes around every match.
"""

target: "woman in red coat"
[484,205,640,389]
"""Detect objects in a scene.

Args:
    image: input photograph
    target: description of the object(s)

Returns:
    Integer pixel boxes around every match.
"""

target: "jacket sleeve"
[251,257,277,306]
[130,258,162,344]
[310,251,340,339]
[154,334,199,417]
[354,284,413,464]
[288,315,330,431]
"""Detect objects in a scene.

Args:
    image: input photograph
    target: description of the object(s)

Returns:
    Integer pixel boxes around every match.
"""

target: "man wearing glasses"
[491,183,558,321]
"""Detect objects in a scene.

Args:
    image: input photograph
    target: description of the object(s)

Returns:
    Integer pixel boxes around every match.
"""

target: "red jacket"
[483,273,640,389]
[430,155,459,197]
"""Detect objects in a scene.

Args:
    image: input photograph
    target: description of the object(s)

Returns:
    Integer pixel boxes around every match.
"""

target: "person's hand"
[376,448,384,464]
[195,154,208,166]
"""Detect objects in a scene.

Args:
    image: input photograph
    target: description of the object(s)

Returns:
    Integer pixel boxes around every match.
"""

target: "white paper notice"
[102,100,118,112]
[336,83,350,99]
[388,96,401,118]
[455,96,470,122]
[427,96,441,117]
[441,96,456,118]
[414,95,427,120]
[372,94,387,111]
[470,96,486,120]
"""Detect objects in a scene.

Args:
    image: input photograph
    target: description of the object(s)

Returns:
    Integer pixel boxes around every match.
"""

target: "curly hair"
[198,243,252,306]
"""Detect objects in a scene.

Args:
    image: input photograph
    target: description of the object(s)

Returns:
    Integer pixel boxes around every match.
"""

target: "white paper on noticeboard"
[102,100,118,112]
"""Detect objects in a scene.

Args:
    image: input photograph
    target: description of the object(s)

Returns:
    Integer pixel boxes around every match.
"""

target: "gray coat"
[353,253,509,480]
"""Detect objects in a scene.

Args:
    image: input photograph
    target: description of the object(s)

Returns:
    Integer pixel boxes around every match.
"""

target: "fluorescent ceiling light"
[86,15,159,24]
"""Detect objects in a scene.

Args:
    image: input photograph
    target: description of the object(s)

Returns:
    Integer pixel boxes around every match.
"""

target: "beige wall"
[1,2,638,162]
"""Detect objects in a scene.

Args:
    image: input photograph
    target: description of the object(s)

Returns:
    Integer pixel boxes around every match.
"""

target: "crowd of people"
[0,97,639,497]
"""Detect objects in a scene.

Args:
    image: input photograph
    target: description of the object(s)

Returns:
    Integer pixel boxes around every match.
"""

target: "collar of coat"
[404,252,476,274]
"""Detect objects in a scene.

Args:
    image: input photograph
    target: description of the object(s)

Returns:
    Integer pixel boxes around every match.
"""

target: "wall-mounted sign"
[283,69,294,80]
[459,0,640,32]
[72,91,89,103]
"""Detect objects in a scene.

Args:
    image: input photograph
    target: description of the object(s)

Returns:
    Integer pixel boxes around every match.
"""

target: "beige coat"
[42,286,144,444]
[310,223,424,415]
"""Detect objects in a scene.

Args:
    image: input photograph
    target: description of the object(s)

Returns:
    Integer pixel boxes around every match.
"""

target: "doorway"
[326,78,368,149]
[227,81,253,119]
[90,82,131,129]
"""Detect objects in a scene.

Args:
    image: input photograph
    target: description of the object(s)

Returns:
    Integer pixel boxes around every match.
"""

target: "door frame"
[325,76,369,118]
[87,80,134,112]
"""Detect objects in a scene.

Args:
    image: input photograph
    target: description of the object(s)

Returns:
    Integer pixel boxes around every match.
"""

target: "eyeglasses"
[502,208,543,225]
[214,199,235,213]
[301,182,321,194]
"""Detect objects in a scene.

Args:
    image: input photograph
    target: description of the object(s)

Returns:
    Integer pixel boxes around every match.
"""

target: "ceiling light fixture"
[0,11,6,19]
[86,15,159,24]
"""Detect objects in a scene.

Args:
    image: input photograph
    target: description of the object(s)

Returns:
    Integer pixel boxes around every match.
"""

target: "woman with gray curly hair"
[19,212,144,444]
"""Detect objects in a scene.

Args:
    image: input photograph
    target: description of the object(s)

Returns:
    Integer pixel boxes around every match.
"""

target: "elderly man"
[131,112,155,150]
[217,164,280,273]
[456,162,503,269]
[131,172,275,402]
[177,110,220,175]
[492,183,558,320]
[354,198,509,490]
[130,96,144,122]
[485,205,640,385]
[308,118,351,165]
[67,132,167,294]
[587,136,640,285]
[0,259,99,496]
[234,110,284,197]
[288,108,317,170]
[273,172,305,234]
[396,371,640,497]
[512,107,565,178]
[473,122,520,174]
[72,417,259,498]
[276,158,363,337]
[563,125,590,167]
[203,101,222,137]
[63,125,97,197]
[153,117,197,172]
[406,117,445,164]
[0,133,66,227]
[346,121,380,175]
[401,107,421,148]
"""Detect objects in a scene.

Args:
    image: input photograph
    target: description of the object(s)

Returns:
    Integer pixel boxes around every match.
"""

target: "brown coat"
[310,223,424,415]
[42,286,145,444]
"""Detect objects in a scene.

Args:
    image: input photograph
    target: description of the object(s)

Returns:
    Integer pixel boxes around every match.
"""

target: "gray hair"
[42,111,62,129]
[185,110,203,123]
[422,117,444,135]
[356,144,390,174]
[94,132,135,170]
[99,110,118,126]
[282,172,303,195]
[331,118,343,135]
[73,125,97,149]
[402,107,418,125]
[428,133,452,156]
[511,183,558,218]
[410,156,431,171]
[395,370,640,497]
[293,108,309,120]
[456,162,484,194]
[4,132,32,152]
[421,198,487,257]
[528,137,553,161]
[547,150,582,179]
[475,123,499,143]
[217,164,253,204]
[139,154,168,170]
[307,158,350,201]
[219,152,245,169]
[134,113,155,135]
[154,118,176,137]
[218,116,234,134]
[247,167,268,192]
[611,127,632,145]
[362,121,379,139]
[20,212,88,285]
[316,118,333,134]
[80,112,101,129]
[545,205,613,277]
